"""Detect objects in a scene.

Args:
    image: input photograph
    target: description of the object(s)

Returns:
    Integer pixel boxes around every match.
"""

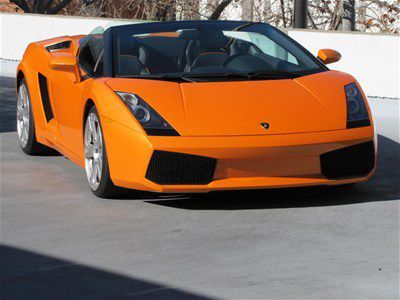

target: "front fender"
[81,79,145,136]
[81,80,153,183]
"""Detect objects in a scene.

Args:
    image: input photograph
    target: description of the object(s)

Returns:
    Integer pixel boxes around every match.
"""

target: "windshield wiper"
[118,70,302,83]
[182,72,249,81]
[246,70,301,79]
[182,71,300,81]
[117,74,194,82]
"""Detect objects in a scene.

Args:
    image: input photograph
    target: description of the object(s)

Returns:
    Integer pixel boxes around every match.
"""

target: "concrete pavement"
[1,76,399,299]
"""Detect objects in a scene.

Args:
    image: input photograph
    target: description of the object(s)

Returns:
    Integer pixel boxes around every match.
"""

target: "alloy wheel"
[17,84,30,148]
[84,112,103,191]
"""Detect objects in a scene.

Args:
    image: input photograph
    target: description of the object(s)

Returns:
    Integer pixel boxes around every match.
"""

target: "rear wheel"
[84,106,122,198]
[17,78,55,155]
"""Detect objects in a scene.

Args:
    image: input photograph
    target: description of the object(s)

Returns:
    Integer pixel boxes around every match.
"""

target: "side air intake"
[46,41,71,52]
[38,73,54,122]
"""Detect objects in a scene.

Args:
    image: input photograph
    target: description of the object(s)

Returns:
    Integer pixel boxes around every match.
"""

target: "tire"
[326,183,356,190]
[336,183,356,188]
[17,78,56,155]
[84,106,123,198]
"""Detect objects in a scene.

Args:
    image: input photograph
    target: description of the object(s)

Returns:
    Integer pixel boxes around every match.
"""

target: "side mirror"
[49,55,81,83]
[317,49,341,65]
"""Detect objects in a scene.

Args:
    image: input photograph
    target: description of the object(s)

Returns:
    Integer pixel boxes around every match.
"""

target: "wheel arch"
[83,98,96,130]
[16,70,25,90]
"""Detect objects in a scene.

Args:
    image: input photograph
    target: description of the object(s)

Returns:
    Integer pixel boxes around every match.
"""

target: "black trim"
[144,128,180,136]
[38,73,54,122]
[104,28,114,77]
[146,150,216,185]
[347,119,371,129]
[320,141,375,179]
[77,63,94,79]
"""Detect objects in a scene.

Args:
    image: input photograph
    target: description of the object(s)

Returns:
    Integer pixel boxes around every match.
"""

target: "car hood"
[106,71,356,137]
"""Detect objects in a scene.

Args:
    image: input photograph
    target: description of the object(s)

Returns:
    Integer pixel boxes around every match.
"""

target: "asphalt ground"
[1,76,399,299]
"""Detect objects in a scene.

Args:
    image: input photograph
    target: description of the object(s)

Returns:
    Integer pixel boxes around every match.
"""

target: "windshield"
[108,21,325,81]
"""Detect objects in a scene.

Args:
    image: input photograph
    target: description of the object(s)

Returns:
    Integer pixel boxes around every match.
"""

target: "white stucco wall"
[0,13,136,60]
[1,13,399,98]
[287,30,399,99]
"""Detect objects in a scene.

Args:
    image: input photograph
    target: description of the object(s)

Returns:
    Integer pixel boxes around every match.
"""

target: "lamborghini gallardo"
[16,21,376,198]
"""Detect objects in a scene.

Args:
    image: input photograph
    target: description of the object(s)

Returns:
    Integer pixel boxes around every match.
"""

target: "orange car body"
[16,32,376,193]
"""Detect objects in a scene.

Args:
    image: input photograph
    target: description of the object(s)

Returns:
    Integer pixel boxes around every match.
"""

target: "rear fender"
[16,47,54,145]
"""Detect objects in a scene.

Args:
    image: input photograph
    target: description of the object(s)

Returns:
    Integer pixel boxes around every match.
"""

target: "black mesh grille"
[46,41,71,52]
[320,141,375,179]
[38,73,54,122]
[146,151,216,185]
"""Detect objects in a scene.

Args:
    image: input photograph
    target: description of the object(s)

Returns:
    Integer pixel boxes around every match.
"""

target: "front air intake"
[146,151,216,185]
[320,141,375,179]
[38,73,54,122]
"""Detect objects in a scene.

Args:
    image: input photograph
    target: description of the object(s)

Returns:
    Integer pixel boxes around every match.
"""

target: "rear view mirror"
[49,55,81,82]
[317,49,341,65]
[49,55,77,70]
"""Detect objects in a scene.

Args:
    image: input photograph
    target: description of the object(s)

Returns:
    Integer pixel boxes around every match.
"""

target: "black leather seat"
[118,36,150,76]
[119,55,149,76]
[184,30,230,71]
[229,39,262,56]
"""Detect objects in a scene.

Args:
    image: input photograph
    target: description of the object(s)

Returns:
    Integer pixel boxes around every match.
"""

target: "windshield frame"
[104,20,328,79]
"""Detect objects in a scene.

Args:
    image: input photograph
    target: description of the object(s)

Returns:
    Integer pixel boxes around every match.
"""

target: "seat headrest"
[197,30,227,51]
[118,36,149,66]
[184,30,229,71]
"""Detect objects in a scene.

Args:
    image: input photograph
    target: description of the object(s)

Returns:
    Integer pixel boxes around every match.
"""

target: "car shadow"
[0,76,17,133]
[145,135,399,210]
[0,244,212,299]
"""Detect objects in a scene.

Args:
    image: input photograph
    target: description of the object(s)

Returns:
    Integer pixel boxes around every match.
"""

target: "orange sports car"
[16,21,376,198]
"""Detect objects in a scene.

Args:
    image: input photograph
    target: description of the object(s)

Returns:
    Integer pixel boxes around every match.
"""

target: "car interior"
[78,29,303,78]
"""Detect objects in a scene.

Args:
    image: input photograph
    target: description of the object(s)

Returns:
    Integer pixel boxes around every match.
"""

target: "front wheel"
[84,106,121,198]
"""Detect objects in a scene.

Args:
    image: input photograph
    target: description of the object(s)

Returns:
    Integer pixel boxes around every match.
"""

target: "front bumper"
[103,121,376,193]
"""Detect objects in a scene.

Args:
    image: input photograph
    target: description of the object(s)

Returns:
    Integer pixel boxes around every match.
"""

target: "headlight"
[116,92,179,136]
[345,83,371,128]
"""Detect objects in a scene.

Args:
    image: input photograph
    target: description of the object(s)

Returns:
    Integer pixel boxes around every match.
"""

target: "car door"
[48,63,85,158]
[49,36,103,158]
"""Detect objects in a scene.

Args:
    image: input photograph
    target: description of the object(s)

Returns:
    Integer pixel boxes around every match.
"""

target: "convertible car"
[16,21,376,198]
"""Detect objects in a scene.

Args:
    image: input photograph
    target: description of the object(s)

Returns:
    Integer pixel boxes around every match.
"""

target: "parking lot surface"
[1,76,399,299]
